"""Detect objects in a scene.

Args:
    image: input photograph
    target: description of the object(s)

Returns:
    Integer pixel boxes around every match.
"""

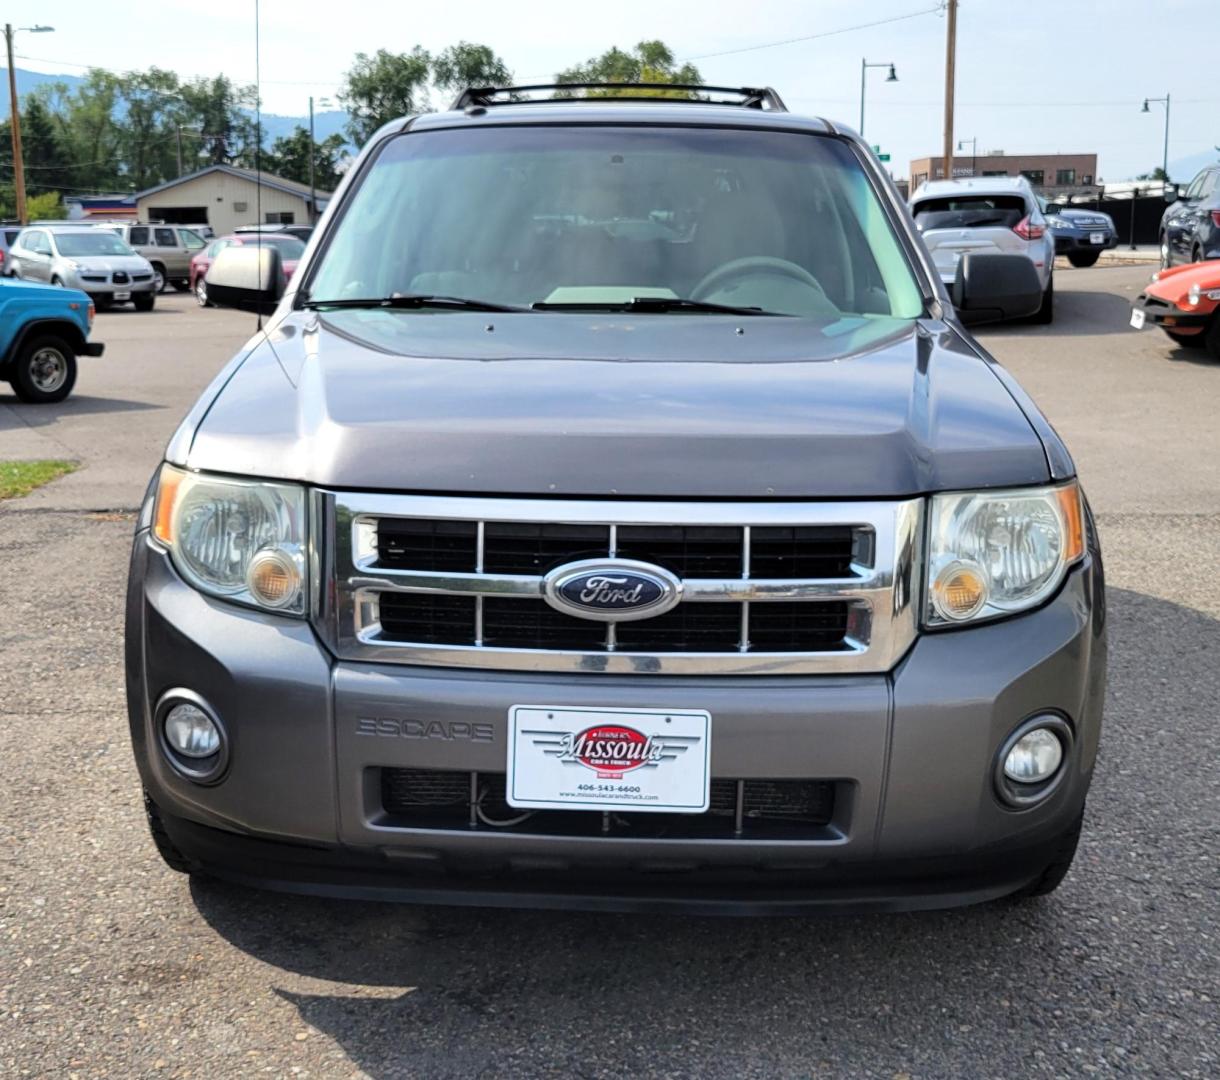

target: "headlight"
[1188,284,1200,307]
[152,465,307,614]
[1047,217,1067,228]
[926,481,1085,627]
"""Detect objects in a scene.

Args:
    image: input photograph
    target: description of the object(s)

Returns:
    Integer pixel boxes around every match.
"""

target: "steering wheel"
[690,256,826,303]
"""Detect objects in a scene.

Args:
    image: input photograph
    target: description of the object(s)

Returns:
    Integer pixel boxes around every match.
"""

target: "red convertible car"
[1130,260,1220,358]
[190,233,305,307]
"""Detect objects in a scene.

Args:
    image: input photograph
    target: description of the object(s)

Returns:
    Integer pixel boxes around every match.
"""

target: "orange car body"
[1132,260,1220,347]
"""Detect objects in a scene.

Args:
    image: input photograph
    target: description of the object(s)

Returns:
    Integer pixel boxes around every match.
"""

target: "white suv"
[910,177,1055,323]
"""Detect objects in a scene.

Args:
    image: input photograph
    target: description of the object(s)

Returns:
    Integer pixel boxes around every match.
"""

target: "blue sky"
[9,0,1218,182]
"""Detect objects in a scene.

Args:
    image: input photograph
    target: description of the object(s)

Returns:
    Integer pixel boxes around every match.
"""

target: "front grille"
[376,594,850,653]
[380,767,837,838]
[112,271,130,284]
[332,494,922,675]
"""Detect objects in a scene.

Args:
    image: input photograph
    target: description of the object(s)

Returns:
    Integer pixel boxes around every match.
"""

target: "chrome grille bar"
[323,493,923,676]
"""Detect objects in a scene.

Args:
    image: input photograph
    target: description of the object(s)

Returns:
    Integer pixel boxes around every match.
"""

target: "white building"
[134,165,333,235]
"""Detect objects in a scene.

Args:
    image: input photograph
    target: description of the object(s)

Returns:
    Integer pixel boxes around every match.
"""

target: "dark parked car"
[1041,198,1117,267]
[1159,165,1220,268]
[126,83,1105,914]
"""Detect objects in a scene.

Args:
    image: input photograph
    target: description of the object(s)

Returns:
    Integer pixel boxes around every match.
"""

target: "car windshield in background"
[246,235,306,259]
[912,195,1027,231]
[306,126,924,319]
[55,232,137,257]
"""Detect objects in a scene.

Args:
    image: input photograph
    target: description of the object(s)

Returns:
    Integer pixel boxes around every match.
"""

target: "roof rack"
[452,83,788,112]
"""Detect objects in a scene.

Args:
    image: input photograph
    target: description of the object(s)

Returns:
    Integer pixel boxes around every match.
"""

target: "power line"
[677,5,945,62]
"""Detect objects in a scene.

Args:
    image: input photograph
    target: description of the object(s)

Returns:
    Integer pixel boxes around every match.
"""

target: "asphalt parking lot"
[1,270,1217,1079]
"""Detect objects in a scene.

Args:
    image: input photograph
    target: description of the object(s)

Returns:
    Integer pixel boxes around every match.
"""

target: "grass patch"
[0,459,78,500]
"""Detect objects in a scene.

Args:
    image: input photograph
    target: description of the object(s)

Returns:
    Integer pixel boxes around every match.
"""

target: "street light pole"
[942,0,958,181]
[4,23,54,224]
[858,59,898,139]
[1141,94,1172,185]
[957,137,977,177]
[308,95,316,224]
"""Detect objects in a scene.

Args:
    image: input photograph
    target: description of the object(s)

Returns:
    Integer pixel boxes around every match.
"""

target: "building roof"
[134,164,333,203]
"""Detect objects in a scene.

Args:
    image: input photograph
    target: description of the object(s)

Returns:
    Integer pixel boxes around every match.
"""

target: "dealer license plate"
[113,291,131,301]
[1130,307,1146,329]
[506,705,711,813]
[1090,232,1106,245]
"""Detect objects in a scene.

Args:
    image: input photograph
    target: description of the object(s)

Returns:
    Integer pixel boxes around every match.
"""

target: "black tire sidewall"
[1068,253,1100,268]
[133,292,156,312]
[11,334,77,403]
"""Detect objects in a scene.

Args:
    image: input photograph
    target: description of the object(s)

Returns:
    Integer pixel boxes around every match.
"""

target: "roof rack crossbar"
[452,83,788,112]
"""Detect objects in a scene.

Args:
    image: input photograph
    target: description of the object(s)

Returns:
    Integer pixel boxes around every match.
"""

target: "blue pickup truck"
[0,277,104,403]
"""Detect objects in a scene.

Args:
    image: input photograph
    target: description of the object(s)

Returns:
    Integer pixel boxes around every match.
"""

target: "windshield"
[240,235,305,258]
[54,232,137,257]
[307,126,923,319]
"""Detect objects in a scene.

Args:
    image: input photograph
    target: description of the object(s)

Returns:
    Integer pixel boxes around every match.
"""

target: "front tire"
[9,334,77,403]
[151,263,167,293]
[1068,251,1100,268]
[1159,233,1171,269]
[1204,313,1220,361]
[195,277,210,307]
[1165,329,1205,348]
[1031,274,1054,324]
[133,291,156,312]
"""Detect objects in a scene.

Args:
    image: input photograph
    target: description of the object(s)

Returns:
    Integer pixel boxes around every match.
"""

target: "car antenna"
[254,0,263,333]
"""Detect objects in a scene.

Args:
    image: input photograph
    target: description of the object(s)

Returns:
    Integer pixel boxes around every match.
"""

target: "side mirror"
[1164,189,1178,204]
[952,253,1043,326]
[205,244,284,313]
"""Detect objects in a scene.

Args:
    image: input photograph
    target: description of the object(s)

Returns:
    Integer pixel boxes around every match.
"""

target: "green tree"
[431,42,512,98]
[1136,167,1170,182]
[555,41,702,96]
[339,47,432,144]
[26,191,66,219]
[266,125,347,190]
[18,98,71,194]
[177,75,260,170]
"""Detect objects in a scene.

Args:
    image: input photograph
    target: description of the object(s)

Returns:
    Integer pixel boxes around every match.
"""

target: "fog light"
[930,561,988,621]
[246,545,302,609]
[1003,727,1063,783]
[164,703,221,758]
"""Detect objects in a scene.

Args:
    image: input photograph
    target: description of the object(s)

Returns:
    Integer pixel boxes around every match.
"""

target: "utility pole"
[175,125,184,178]
[5,25,27,224]
[941,0,958,182]
[4,23,53,224]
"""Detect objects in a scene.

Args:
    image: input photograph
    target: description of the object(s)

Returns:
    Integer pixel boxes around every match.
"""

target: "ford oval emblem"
[543,559,682,623]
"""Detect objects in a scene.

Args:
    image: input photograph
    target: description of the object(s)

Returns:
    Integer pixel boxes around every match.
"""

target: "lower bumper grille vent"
[380,768,837,839]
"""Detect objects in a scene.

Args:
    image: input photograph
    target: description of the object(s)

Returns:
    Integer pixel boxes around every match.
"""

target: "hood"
[181,311,1052,498]
[67,254,151,273]
[1145,259,1220,303]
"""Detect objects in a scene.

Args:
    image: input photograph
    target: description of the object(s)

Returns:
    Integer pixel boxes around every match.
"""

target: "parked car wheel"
[151,263,167,293]
[172,279,191,292]
[1067,251,1100,268]
[1159,233,1171,270]
[9,334,77,404]
[50,275,65,287]
[1014,810,1083,898]
[133,292,156,312]
[1205,314,1220,361]
[194,277,210,307]
[92,295,113,312]
[1031,274,1054,324]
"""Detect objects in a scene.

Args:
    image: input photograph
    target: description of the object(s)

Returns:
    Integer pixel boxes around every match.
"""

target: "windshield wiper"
[302,294,528,313]
[532,296,786,316]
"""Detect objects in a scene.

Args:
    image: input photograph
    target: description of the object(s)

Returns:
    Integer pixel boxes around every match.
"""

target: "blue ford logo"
[543,560,682,623]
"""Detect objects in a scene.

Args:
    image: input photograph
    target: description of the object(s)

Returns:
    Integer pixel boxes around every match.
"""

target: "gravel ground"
[1,276,1217,1079]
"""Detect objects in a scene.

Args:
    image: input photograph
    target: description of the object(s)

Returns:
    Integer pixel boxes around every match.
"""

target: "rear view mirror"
[205,245,284,313]
[952,253,1043,325]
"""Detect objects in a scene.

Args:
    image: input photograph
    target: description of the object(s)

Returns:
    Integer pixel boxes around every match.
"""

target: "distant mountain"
[1167,149,1220,184]
[2,66,353,148]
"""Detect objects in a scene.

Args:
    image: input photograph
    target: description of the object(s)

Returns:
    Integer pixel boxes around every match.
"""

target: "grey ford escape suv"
[125,84,1105,913]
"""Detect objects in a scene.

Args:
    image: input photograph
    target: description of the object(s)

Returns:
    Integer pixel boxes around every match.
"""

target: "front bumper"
[1052,229,1117,254]
[1133,291,1215,334]
[68,274,157,296]
[81,341,105,357]
[125,531,1106,912]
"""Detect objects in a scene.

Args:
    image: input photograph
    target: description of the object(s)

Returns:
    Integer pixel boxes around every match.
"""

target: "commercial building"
[908,152,1099,195]
[133,165,333,236]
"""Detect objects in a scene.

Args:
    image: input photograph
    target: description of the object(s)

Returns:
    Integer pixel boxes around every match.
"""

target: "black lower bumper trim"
[161,808,1068,916]
[81,341,105,356]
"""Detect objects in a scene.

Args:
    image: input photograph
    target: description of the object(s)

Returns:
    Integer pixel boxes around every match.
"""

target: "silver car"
[9,227,158,310]
[910,177,1056,323]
